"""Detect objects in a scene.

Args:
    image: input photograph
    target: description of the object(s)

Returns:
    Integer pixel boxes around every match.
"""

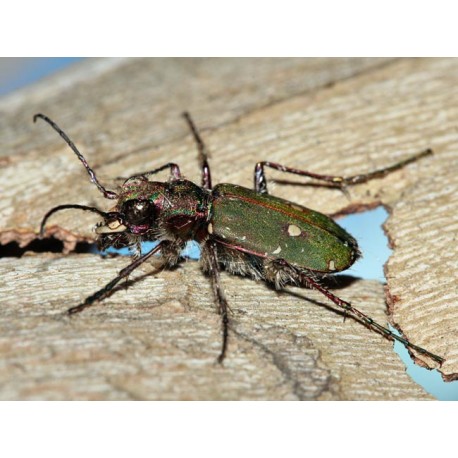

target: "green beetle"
[35,112,443,366]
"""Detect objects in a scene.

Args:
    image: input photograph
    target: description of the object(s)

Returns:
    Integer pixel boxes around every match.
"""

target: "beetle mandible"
[34,112,444,365]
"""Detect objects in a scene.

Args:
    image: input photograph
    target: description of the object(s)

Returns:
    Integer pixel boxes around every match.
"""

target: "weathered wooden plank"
[0,255,431,400]
[1,57,456,399]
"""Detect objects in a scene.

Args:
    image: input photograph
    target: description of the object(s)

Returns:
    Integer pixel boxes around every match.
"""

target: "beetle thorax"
[158,180,211,242]
[114,179,210,242]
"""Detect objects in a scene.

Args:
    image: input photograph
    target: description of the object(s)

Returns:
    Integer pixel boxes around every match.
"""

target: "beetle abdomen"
[210,184,359,273]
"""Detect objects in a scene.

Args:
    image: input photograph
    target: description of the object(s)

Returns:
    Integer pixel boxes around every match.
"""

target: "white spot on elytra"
[272,246,282,255]
[288,224,301,237]
[208,223,213,234]
[328,260,336,271]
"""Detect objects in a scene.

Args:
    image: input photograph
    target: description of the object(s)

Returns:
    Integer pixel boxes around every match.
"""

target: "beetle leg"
[124,162,182,183]
[204,241,230,363]
[254,149,433,194]
[266,258,444,364]
[182,112,212,190]
[120,113,213,187]
[67,241,164,315]
[284,261,444,365]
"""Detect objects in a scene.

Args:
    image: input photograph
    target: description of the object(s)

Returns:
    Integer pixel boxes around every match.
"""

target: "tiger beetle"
[34,112,444,366]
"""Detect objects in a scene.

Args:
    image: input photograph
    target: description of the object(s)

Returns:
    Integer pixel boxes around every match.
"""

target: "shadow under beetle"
[34,112,444,366]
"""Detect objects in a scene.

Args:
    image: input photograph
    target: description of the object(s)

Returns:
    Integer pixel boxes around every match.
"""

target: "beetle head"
[95,177,164,238]
[95,199,156,237]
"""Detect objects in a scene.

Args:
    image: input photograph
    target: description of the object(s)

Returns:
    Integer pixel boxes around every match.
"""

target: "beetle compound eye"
[122,199,153,225]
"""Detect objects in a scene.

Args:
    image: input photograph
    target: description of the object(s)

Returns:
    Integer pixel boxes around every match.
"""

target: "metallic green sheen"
[210,184,358,273]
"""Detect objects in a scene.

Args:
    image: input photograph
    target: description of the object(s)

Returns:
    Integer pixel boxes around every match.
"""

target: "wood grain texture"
[1,57,456,399]
[0,255,431,400]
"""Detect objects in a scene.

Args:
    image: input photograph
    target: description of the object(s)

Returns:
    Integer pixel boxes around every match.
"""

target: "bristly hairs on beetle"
[34,112,444,366]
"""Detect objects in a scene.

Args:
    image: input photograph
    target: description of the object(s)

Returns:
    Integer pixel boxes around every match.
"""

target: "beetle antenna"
[40,204,112,238]
[33,114,118,199]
